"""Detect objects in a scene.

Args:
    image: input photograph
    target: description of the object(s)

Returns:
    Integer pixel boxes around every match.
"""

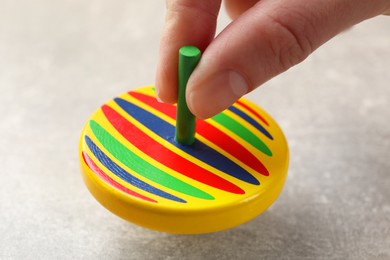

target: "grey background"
[1,1,389,259]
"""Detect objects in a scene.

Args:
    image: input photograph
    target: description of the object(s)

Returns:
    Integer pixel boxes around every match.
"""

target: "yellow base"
[79,86,289,234]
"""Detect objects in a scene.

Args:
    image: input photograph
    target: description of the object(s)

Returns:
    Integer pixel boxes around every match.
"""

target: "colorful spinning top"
[79,46,289,234]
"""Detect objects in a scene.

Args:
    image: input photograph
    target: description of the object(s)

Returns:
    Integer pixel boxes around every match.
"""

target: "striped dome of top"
[79,86,289,233]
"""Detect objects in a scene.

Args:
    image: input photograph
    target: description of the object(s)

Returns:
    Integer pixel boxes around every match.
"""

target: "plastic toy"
[79,46,289,234]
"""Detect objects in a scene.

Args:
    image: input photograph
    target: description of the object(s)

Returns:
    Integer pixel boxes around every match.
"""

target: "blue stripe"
[228,106,273,140]
[85,136,186,203]
[115,98,259,185]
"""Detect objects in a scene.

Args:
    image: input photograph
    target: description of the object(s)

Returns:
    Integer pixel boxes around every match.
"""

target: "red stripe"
[236,100,269,126]
[129,92,269,177]
[102,105,245,194]
[82,151,157,203]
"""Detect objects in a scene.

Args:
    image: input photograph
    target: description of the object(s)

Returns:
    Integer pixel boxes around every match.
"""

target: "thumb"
[186,0,390,119]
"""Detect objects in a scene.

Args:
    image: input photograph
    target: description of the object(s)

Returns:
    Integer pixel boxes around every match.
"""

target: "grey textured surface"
[1,1,389,259]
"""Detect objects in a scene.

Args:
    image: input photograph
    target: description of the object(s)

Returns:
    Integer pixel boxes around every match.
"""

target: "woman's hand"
[156,0,390,119]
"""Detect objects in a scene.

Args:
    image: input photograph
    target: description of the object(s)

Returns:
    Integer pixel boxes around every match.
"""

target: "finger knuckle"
[264,9,316,71]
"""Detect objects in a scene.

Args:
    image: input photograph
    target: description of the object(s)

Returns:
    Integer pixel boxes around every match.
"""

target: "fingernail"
[155,87,163,103]
[187,70,249,119]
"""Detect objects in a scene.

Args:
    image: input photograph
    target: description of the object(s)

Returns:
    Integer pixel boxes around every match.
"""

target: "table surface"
[1,1,389,259]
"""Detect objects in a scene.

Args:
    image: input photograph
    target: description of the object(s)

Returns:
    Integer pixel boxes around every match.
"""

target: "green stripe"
[211,113,272,156]
[89,120,214,200]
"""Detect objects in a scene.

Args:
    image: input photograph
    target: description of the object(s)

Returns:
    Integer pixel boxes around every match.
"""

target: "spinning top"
[79,46,289,234]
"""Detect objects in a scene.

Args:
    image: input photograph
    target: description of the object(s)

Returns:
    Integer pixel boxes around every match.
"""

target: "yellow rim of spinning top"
[79,86,289,234]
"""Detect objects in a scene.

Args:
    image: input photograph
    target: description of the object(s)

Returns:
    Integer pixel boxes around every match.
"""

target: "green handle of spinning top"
[175,46,201,145]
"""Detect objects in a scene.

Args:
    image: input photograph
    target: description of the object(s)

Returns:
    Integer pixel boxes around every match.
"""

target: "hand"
[155,0,390,119]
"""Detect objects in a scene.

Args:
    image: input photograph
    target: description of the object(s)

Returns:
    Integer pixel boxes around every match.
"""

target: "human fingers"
[186,0,390,119]
[155,0,222,104]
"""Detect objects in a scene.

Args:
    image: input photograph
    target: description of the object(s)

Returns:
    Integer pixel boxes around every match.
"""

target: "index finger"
[155,0,222,104]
